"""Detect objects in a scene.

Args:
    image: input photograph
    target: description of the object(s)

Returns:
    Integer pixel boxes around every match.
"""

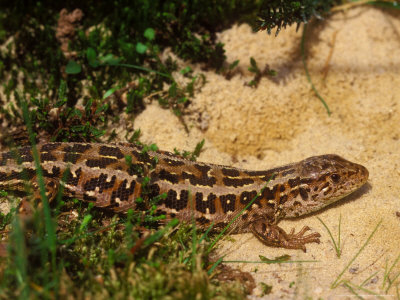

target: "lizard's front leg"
[250,220,321,252]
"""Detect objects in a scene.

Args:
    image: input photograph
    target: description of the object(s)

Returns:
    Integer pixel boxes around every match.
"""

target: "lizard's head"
[282,154,369,217]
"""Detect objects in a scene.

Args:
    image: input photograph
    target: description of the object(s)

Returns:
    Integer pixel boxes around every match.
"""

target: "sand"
[134,6,400,298]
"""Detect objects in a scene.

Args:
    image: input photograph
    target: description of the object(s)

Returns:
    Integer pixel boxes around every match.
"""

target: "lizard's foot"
[250,221,321,252]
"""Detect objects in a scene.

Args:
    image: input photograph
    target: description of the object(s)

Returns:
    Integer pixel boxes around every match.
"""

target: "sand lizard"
[0,142,369,251]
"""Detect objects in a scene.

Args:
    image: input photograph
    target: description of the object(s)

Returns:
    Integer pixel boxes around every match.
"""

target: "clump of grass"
[0,101,247,299]
[382,254,400,293]
[0,173,247,299]
[328,220,400,298]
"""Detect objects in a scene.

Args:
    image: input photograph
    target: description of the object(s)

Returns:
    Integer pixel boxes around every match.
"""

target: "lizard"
[0,142,369,251]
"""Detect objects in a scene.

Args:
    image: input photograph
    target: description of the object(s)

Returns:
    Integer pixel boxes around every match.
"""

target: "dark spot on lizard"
[279,194,288,204]
[164,189,178,209]
[219,194,236,213]
[196,216,210,225]
[86,157,118,169]
[240,191,257,206]
[148,183,160,199]
[181,170,216,187]
[62,143,92,163]
[164,189,188,211]
[6,169,36,181]
[63,152,82,164]
[111,179,135,203]
[99,145,125,159]
[293,201,302,208]
[290,188,299,198]
[158,169,179,184]
[43,165,61,177]
[195,192,216,214]
[299,187,309,201]
[83,173,117,193]
[221,168,240,177]
[222,177,254,187]
[162,157,185,166]
[70,143,92,153]
[194,164,211,174]
[67,167,82,186]
[179,190,189,208]
[39,143,61,161]
[263,187,274,200]
[288,177,300,188]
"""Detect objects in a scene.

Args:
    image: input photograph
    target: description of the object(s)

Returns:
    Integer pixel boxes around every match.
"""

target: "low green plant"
[173,139,205,161]
[247,57,277,87]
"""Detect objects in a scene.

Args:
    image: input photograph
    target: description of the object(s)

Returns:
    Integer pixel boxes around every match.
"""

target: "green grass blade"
[115,63,172,78]
[301,24,331,115]
[344,280,385,299]
[21,101,58,273]
[360,270,379,287]
[198,222,214,244]
[191,212,198,271]
[317,215,341,257]
[386,271,400,293]
[342,281,364,300]
[12,217,29,299]
[207,256,224,275]
[383,253,400,290]
[222,259,318,264]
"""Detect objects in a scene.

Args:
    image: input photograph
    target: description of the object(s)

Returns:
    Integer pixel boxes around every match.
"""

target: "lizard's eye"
[330,173,340,183]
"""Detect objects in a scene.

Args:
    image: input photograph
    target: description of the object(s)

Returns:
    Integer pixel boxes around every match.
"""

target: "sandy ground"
[0,5,399,299]
[134,6,400,299]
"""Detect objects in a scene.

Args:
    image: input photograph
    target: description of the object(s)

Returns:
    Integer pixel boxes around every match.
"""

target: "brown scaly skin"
[0,142,369,251]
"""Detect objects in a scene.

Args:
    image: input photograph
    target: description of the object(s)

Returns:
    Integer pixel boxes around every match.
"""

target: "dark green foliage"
[0,1,258,108]
[0,1,262,143]
[0,195,246,298]
[247,57,277,87]
[255,0,341,35]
